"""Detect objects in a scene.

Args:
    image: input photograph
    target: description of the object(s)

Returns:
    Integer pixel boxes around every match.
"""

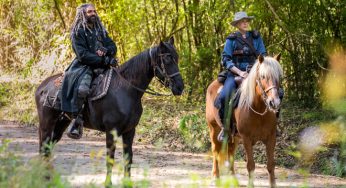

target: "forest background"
[0,0,345,179]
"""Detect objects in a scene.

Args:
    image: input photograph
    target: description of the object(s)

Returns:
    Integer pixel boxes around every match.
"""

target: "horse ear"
[274,53,281,62]
[159,41,165,49]
[159,41,165,46]
[168,36,174,45]
[258,54,264,63]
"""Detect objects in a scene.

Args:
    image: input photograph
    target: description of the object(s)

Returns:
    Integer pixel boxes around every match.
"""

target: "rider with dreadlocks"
[61,3,117,139]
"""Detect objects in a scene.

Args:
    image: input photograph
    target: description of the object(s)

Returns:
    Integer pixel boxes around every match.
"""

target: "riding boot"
[215,93,234,142]
[66,71,91,139]
[217,99,232,142]
[67,113,84,139]
[217,108,227,142]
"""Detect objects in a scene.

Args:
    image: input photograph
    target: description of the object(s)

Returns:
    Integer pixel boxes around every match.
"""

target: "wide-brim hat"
[231,11,254,26]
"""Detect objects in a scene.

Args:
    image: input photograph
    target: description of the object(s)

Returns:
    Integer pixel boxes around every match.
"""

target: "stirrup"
[67,118,83,139]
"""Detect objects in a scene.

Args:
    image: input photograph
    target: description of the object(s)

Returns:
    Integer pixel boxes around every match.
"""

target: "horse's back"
[35,74,62,98]
[35,74,62,110]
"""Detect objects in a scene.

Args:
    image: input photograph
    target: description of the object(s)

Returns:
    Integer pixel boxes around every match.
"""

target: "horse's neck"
[135,67,154,90]
[120,59,154,91]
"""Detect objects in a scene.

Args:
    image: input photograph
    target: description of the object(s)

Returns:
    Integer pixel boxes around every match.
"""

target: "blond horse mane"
[238,56,283,109]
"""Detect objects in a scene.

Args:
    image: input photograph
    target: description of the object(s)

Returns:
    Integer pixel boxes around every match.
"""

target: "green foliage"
[0,81,37,124]
[302,109,337,122]
[215,176,239,188]
[0,82,10,109]
[285,115,346,178]
[0,139,71,188]
[0,139,21,184]
[2,0,346,104]
[178,114,209,151]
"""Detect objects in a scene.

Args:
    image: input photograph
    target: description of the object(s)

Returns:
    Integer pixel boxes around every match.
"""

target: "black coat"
[61,27,117,113]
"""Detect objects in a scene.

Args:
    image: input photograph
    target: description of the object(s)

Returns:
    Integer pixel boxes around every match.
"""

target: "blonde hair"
[238,57,283,109]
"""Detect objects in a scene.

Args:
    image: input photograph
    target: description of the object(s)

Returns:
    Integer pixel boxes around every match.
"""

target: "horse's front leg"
[122,129,135,177]
[265,135,276,187]
[243,137,255,188]
[105,131,116,187]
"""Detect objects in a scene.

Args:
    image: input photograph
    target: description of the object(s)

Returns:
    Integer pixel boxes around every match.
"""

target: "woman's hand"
[229,67,248,78]
[239,71,248,78]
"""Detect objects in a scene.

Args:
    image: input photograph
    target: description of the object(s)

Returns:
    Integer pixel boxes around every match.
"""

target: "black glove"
[104,56,117,66]
[97,46,108,55]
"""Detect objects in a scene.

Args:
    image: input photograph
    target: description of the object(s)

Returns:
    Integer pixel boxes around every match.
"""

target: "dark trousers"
[215,72,236,123]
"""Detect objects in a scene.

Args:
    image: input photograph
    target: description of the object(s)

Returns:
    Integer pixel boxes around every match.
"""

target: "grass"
[0,139,70,188]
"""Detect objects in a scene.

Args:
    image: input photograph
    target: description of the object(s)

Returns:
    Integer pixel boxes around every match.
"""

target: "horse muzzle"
[170,77,184,96]
[171,83,184,95]
[267,97,281,112]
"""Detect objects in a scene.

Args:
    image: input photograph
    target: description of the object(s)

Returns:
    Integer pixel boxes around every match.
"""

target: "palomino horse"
[206,54,282,187]
[35,37,184,186]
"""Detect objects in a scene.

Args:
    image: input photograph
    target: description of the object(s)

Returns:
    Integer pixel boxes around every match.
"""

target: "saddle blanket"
[43,68,113,110]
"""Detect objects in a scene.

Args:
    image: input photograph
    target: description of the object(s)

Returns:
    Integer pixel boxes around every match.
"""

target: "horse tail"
[217,144,229,167]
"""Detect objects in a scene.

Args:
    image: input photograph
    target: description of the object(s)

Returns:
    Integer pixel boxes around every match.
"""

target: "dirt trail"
[1,122,345,187]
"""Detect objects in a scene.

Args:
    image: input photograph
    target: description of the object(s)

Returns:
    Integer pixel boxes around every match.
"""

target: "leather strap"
[236,33,258,57]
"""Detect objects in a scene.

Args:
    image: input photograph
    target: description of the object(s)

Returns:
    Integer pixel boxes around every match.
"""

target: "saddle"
[43,68,114,110]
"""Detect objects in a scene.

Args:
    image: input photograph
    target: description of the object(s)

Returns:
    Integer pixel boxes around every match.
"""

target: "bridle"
[150,48,181,90]
[113,47,181,96]
[249,65,280,115]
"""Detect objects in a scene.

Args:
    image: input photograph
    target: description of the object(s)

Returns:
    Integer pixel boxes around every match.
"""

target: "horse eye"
[163,57,172,65]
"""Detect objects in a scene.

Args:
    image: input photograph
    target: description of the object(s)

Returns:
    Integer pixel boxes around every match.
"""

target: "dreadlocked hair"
[70,3,107,38]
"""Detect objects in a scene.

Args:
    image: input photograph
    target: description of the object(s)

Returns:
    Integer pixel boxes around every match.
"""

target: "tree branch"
[54,0,66,30]
[264,0,290,34]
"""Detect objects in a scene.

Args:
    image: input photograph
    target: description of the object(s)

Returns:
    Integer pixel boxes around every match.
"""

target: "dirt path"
[1,122,345,187]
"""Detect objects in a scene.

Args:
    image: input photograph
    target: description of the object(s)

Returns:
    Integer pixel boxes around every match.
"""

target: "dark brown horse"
[206,54,282,187]
[35,37,184,186]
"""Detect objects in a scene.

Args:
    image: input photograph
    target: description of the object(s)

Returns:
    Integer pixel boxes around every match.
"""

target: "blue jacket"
[222,30,266,70]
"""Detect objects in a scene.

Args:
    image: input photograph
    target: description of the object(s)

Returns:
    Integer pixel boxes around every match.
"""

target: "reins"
[111,47,180,96]
[112,67,172,96]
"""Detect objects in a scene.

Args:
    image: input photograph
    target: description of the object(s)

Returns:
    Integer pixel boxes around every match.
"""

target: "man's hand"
[104,56,118,66]
[96,50,105,56]
[96,47,108,57]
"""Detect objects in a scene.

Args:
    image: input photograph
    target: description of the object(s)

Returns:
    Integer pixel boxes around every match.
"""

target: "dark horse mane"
[114,42,178,85]
[117,48,152,81]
